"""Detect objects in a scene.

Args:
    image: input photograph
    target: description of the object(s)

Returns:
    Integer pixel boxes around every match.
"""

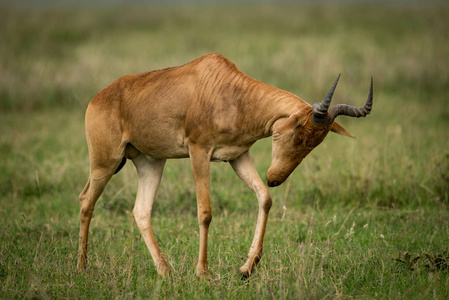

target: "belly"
[210,145,250,162]
[127,132,190,159]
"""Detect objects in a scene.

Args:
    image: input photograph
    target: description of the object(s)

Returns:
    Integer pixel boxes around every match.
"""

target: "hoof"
[240,272,249,281]
[156,264,171,277]
[158,269,170,278]
[197,272,211,280]
[77,258,87,272]
[196,267,211,281]
[239,265,251,279]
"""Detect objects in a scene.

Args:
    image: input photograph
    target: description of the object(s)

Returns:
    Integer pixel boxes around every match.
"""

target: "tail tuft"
[114,157,127,174]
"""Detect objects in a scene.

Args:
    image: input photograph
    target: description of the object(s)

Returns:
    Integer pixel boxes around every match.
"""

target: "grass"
[1,2,449,299]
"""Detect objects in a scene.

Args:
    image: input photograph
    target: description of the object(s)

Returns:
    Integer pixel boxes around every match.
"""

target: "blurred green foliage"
[1,3,448,111]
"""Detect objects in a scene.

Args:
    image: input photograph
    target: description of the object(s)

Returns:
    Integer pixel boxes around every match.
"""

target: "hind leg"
[77,173,114,270]
[77,143,125,271]
[78,99,126,270]
[132,153,168,276]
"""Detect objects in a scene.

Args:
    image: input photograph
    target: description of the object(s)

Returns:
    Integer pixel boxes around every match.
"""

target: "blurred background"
[1,0,448,211]
[1,0,448,209]
[1,0,448,112]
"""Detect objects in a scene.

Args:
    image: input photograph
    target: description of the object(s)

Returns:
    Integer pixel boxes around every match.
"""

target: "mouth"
[267,179,281,188]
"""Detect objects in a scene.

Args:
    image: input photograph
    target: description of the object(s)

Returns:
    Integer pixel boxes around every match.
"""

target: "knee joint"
[260,196,272,213]
[133,209,152,226]
[80,206,94,219]
[79,192,87,203]
[199,210,212,226]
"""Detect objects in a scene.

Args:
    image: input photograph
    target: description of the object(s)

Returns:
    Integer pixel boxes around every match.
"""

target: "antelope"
[77,53,373,278]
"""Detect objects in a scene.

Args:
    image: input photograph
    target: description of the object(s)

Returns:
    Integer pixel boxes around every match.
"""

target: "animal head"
[267,75,373,187]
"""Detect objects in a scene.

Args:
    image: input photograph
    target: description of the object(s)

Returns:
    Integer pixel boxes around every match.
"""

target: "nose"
[267,180,280,187]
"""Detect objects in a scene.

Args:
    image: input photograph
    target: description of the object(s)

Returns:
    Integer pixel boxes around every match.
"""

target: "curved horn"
[311,74,340,125]
[329,77,373,121]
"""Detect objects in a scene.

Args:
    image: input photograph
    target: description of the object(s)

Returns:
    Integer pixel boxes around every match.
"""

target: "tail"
[114,157,127,174]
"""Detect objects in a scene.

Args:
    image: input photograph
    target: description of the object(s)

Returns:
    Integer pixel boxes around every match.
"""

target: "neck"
[237,76,311,139]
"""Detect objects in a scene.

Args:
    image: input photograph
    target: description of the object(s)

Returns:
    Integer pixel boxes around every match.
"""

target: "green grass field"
[1,2,448,298]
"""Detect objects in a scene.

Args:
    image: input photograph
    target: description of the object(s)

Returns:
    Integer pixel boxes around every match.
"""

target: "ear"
[274,113,306,134]
[331,121,355,138]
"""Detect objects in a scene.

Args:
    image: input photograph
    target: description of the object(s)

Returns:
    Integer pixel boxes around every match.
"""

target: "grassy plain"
[1,2,449,299]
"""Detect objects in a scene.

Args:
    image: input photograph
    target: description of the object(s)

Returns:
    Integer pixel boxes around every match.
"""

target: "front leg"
[230,151,272,277]
[189,145,213,278]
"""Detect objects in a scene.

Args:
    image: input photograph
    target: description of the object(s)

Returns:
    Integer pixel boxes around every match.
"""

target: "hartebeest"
[77,53,373,278]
